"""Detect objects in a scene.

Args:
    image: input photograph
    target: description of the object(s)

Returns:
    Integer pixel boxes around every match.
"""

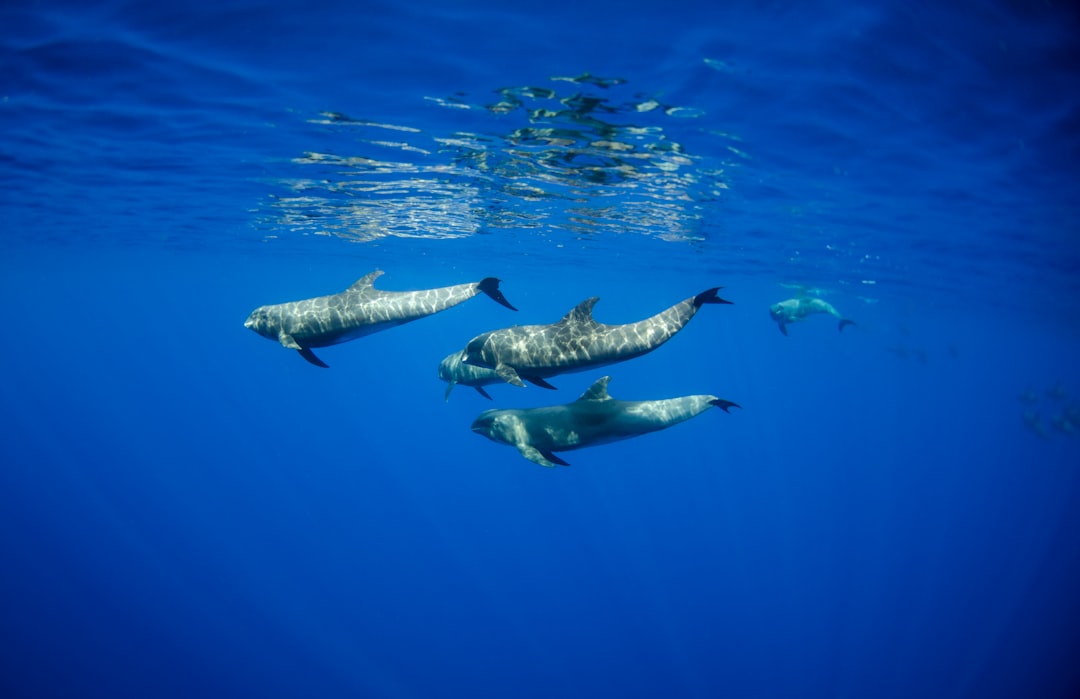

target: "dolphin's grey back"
[801,297,841,319]
[246,270,517,368]
[770,295,853,335]
[477,294,704,375]
[498,376,725,450]
[518,394,721,450]
[273,271,491,347]
[471,376,738,467]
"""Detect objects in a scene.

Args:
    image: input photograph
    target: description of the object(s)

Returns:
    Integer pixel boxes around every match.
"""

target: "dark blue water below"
[2,1,1079,698]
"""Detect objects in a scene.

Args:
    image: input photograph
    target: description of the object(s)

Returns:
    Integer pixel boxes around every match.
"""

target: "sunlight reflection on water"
[262,73,736,246]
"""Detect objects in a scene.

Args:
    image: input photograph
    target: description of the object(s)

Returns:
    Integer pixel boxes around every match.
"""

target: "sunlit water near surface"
[2,1,1079,698]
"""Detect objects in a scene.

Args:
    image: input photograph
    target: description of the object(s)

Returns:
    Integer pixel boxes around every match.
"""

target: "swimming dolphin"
[1047,383,1069,401]
[460,288,731,389]
[438,352,509,401]
[1023,409,1049,440]
[769,296,854,336]
[1018,387,1039,405]
[470,375,739,467]
[1051,412,1077,436]
[245,270,517,367]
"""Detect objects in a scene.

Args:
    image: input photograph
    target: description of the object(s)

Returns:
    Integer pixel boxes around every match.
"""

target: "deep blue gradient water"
[2,1,1079,697]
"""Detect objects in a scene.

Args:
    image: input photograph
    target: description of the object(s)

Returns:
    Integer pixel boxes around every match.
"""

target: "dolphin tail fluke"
[475,386,493,400]
[839,319,855,332]
[478,277,518,311]
[710,398,740,413]
[693,287,733,307]
[299,347,329,368]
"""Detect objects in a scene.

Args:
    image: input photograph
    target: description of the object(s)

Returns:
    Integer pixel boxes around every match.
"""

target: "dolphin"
[470,376,739,467]
[438,352,508,401]
[460,287,731,389]
[1018,387,1039,405]
[1023,409,1049,440]
[245,270,517,367]
[1051,412,1077,436]
[1047,383,1068,401]
[769,296,854,336]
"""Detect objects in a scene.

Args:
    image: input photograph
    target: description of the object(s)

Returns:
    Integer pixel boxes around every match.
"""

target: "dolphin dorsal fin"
[558,297,600,326]
[347,270,384,293]
[577,376,612,402]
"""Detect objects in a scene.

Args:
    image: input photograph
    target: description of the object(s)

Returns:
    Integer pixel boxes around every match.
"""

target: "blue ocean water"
[2,0,1079,697]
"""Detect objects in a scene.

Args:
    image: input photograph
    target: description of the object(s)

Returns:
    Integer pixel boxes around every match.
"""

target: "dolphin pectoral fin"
[281,331,325,366]
[777,323,788,336]
[477,277,518,311]
[519,446,556,467]
[839,319,855,332]
[298,347,329,368]
[710,398,740,413]
[496,364,527,387]
[475,386,493,400]
[444,381,456,402]
[525,376,558,390]
[518,445,568,467]
[693,287,734,307]
[543,450,570,466]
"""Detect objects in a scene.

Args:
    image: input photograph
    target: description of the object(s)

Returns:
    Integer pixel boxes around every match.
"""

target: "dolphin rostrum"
[769,296,854,336]
[245,270,517,367]
[470,376,739,467]
[459,288,731,389]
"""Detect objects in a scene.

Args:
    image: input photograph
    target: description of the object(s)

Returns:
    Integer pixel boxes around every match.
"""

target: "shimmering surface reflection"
[264,74,736,244]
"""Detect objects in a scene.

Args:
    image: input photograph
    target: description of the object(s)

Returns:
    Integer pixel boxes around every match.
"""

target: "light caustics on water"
[261,73,745,245]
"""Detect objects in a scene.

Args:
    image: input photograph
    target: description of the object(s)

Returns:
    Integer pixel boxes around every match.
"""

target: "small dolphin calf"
[471,376,738,467]
[769,296,854,336]
[245,270,516,367]
[460,288,731,389]
[438,352,507,401]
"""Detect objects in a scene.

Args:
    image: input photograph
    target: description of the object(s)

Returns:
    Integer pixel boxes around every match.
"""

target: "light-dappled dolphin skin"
[245,270,517,367]
[460,288,731,389]
[470,376,739,467]
[769,297,854,336]
[438,352,507,401]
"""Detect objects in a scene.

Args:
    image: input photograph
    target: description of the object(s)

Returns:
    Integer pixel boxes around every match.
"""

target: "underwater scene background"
[2,1,1079,697]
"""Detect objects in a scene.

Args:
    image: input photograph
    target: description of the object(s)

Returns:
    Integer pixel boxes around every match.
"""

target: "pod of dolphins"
[246,271,854,467]
[1020,384,1079,439]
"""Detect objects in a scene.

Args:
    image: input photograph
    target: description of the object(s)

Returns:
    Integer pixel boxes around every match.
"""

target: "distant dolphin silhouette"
[1023,409,1049,439]
[438,352,506,401]
[460,288,731,389]
[470,376,739,467]
[245,270,516,367]
[769,296,854,336]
